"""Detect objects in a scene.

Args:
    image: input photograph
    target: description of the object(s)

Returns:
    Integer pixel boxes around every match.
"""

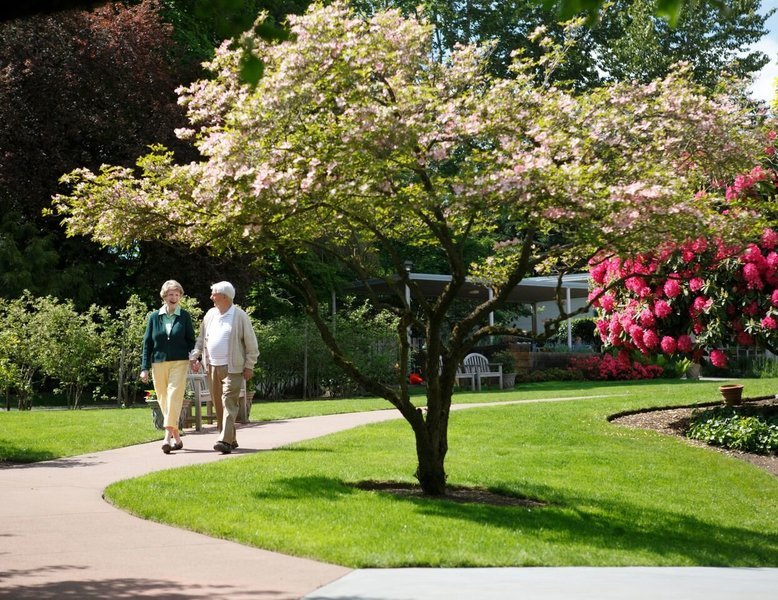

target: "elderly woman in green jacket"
[140,280,196,454]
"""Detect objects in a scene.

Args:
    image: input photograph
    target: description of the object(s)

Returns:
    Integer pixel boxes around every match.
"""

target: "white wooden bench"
[456,352,503,391]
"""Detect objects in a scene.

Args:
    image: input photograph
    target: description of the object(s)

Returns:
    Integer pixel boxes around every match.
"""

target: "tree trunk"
[411,383,450,496]
[414,431,447,496]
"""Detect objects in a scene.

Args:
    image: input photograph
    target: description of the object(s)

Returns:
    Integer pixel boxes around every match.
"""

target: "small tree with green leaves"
[0,295,42,410]
[54,2,765,494]
[100,294,150,406]
[32,296,104,409]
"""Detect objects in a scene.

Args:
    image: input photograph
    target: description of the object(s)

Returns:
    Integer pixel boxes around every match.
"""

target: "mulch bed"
[611,399,778,477]
[352,480,547,508]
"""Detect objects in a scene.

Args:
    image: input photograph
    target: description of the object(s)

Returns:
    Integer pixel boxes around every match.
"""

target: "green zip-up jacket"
[140,307,197,371]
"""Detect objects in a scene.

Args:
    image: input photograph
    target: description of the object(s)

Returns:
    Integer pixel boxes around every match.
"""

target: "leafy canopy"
[55,1,764,298]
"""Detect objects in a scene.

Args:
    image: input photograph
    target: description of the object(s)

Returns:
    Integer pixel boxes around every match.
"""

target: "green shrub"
[751,356,778,379]
[687,405,778,455]
[254,302,399,400]
[516,367,582,383]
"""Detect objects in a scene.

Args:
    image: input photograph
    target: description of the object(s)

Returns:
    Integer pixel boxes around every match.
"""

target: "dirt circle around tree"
[351,480,548,508]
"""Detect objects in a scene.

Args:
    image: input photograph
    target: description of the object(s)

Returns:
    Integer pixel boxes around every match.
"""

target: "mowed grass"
[0,407,161,462]
[103,378,778,568]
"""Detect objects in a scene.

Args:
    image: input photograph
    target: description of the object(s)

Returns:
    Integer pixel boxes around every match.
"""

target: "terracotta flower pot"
[719,384,744,406]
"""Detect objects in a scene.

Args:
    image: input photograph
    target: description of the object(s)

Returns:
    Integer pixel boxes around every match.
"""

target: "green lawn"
[97,378,778,568]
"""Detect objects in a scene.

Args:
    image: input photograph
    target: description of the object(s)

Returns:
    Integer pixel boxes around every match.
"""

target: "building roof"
[350,272,591,305]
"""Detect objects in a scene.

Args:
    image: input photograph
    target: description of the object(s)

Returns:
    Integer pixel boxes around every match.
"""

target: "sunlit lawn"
[96,378,778,568]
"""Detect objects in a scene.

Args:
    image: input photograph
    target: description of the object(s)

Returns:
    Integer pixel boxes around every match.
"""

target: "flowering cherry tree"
[53,2,764,494]
[591,143,778,369]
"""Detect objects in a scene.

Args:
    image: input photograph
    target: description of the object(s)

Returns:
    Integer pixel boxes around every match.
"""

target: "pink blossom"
[689,277,704,292]
[588,287,604,306]
[589,261,608,284]
[772,290,778,306]
[600,294,616,312]
[642,329,659,349]
[762,228,778,249]
[743,265,765,287]
[660,336,677,354]
[692,296,711,313]
[709,349,728,368]
[762,315,778,330]
[664,278,682,298]
[653,299,672,318]
[596,320,608,337]
[677,335,693,353]
[639,310,655,327]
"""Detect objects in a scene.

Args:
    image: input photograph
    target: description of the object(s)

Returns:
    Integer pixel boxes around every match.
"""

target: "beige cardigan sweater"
[193,305,259,373]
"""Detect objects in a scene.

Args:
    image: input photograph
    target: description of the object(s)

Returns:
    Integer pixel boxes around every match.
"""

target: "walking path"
[1,400,776,599]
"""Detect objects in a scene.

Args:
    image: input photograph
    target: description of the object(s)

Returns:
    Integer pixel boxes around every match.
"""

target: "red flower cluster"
[569,353,664,381]
[589,229,778,368]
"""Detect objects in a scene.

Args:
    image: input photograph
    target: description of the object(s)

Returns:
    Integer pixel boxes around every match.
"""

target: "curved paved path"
[0,410,401,599]
[2,398,776,599]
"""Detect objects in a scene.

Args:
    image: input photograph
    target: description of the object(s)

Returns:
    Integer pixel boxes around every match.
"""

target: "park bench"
[455,352,503,391]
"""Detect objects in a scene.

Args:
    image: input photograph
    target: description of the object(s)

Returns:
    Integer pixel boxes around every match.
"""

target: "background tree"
[0,0,306,311]
[33,297,104,408]
[0,0,196,307]
[100,294,151,407]
[352,0,770,92]
[0,296,43,410]
[54,2,765,495]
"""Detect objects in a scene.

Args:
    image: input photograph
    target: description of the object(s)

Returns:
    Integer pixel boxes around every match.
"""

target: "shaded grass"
[105,378,778,568]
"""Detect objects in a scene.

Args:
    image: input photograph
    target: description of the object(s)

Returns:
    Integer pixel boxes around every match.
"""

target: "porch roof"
[350,272,591,305]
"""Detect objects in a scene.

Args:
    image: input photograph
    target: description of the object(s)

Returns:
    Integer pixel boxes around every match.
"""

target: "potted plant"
[719,384,744,406]
[491,350,517,389]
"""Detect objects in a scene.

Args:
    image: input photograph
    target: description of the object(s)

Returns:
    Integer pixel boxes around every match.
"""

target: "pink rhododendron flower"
[664,278,682,298]
[660,336,677,354]
[762,228,778,249]
[639,310,655,327]
[692,296,711,313]
[677,335,693,353]
[772,290,778,306]
[743,264,762,289]
[762,315,778,330]
[600,295,615,312]
[642,329,659,348]
[588,287,604,306]
[709,349,728,368]
[628,324,644,342]
[589,261,608,284]
[689,277,704,292]
[653,299,672,318]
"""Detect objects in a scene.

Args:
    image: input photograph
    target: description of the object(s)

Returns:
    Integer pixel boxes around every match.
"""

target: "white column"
[566,287,572,349]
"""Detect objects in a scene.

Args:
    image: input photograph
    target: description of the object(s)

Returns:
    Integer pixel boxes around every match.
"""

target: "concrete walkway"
[1,401,776,599]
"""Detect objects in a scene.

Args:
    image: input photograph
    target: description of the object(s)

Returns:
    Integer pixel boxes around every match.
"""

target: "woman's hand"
[140,370,149,383]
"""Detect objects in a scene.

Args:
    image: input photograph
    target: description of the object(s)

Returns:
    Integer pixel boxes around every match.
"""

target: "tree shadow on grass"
[258,475,777,566]
[376,481,778,565]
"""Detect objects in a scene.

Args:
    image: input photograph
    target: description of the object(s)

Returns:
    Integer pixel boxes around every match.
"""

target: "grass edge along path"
[104,380,778,568]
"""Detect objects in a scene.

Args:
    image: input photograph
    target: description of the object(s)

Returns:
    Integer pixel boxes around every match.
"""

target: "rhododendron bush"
[53,2,765,494]
[591,148,778,369]
[569,353,664,381]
